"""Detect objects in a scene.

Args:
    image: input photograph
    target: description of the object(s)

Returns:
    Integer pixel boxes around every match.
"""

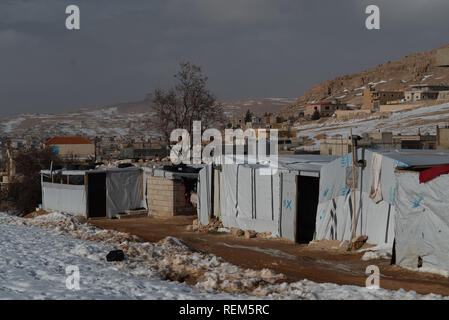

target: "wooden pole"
[350,128,357,239]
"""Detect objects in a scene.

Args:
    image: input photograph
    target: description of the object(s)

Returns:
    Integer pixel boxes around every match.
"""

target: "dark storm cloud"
[0,0,449,115]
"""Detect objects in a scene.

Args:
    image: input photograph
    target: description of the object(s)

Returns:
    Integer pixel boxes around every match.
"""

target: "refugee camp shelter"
[147,165,201,217]
[315,149,449,246]
[197,154,337,242]
[41,167,148,218]
[394,164,449,273]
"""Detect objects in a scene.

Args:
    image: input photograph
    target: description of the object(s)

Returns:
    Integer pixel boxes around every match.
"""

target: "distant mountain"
[0,97,296,138]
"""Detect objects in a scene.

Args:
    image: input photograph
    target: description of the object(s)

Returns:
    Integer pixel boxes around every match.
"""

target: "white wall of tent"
[40,166,201,219]
[197,150,449,273]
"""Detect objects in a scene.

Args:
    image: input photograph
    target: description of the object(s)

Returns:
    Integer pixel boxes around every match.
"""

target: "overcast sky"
[0,0,449,116]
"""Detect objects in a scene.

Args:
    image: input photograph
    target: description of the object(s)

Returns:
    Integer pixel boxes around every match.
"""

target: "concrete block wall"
[147,175,196,217]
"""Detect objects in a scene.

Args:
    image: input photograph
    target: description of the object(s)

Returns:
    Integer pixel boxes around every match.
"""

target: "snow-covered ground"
[0,212,447,300]
[358,243,393,261]
[295,102,449,148]
[0,219,238,300]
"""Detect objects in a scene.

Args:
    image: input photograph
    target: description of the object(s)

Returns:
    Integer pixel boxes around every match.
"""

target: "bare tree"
[151,62,224,145]
[3,148,61,216]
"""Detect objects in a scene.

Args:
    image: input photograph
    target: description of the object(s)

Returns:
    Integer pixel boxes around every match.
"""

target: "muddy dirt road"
[90,215,449,296]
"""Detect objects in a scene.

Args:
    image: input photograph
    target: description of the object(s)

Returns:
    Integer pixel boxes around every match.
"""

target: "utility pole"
[350,128,357,239]
[6,139,11,178]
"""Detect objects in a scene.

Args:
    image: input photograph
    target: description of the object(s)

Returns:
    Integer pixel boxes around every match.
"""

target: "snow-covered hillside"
[295,102,449,149]
[0,98,295,138]
[0,212,447,300]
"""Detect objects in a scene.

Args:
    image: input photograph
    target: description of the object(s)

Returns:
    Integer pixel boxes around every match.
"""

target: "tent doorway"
[87,172,107,218]
[296,175,320,243]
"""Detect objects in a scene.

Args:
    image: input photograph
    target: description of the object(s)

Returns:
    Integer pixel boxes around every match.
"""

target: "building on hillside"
[44,136,95,160]
[320,131,437,156]
[438,91,449,100]
[404,84,449,102]
[392,133,436,150]
[263,113,279,126]
[304,101,348,118]
[436,47,449,67]
[229,113,277,129]
[362,87,405,111]
[320,137,352,156]
[320,132,398,156]
[437,125,449,150]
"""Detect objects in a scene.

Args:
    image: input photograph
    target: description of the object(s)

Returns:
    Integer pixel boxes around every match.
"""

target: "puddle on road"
[194,238,373,277]
[219,242,297,260]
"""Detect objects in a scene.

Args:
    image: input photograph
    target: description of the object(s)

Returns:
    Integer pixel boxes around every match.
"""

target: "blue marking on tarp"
[283,200,292,210]
[393,160,408,168]
[412,196,423,208]
[319,209,325,220]
[389,186,397,206]
[323,188,329,198]
[341,187,349,196]
[341,154,351,168]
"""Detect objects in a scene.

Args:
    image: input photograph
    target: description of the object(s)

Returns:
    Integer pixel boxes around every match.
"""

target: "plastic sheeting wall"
[279,173,297,241]
[198,166,212,226]
[106,170,142,218]
[315,150,398,245]
[141,168,151,209]
[42,182,87,217]
[196,163,302,239]
[395,171,449,273]
[219,164,283,236]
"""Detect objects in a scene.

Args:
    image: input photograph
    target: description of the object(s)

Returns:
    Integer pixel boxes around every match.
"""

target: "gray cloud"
[0,0,448,116]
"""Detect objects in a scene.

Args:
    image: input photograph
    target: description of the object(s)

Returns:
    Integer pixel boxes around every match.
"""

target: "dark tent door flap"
[87,172,107,218]
[296,175,320,243]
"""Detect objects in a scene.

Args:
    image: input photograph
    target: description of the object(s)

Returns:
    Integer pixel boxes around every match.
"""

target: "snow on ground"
[0,117,26,133]
[358,243,393,261]
[0,212,448,300]
[0,223,238,300]
[295,102,449,148]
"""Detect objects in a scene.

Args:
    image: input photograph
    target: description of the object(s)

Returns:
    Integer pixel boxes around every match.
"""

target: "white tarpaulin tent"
[41,167,147,218]
[42,182,87,216]
[394,166,449,273]
[198,154,336,241]
[105,168,142,218]
[315,149,449,246]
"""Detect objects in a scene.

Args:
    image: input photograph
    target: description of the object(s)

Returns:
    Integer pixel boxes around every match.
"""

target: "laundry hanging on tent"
[419,164,449,184]
[183,178,196,204]
[369,153,383,203]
